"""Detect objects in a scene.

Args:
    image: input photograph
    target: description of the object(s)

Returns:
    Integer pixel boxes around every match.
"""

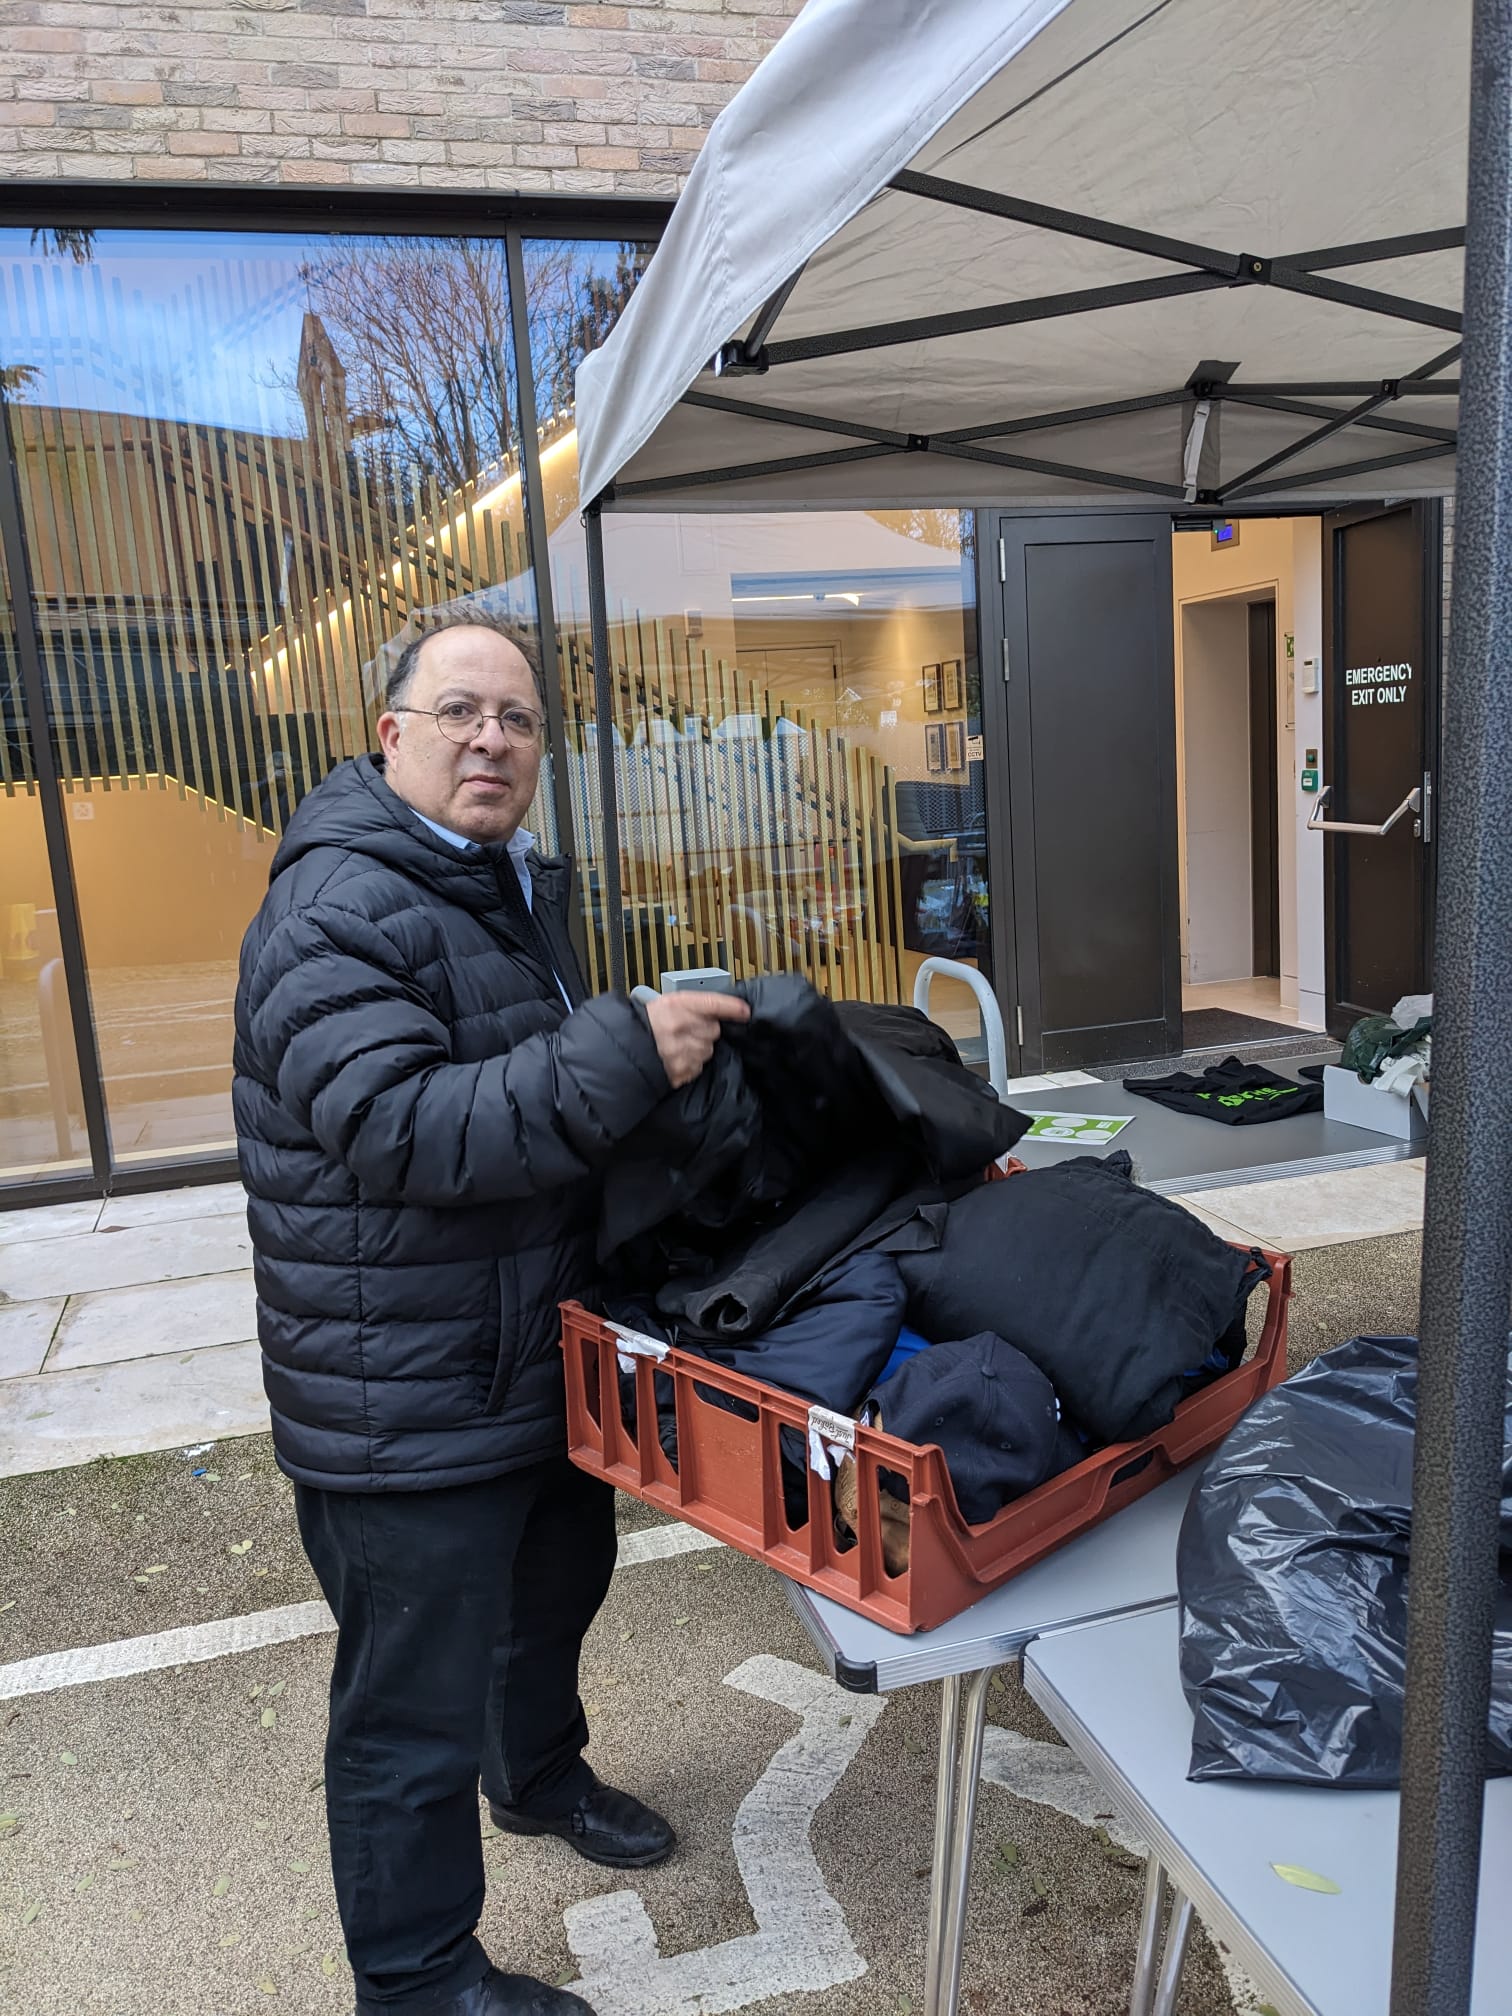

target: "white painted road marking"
[0,1599,334,1702]
[0,1521,720,1701]
[564,1654,886,2015]
[616,1523,722,1566]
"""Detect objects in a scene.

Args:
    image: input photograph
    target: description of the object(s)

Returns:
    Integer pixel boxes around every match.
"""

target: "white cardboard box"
[1324,1064,1428,1140]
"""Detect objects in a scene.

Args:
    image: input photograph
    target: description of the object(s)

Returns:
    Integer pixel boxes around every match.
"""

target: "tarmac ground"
[0,1230,1424,2016]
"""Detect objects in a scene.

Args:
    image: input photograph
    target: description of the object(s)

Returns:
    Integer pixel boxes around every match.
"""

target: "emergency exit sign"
[1346,660,1414,706]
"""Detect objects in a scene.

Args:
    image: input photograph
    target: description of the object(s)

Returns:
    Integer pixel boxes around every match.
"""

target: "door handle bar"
[1306,784,1422,836]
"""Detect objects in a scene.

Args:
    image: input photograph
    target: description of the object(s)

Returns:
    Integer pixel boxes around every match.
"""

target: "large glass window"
[588,508,992,1040]
[0,217,992,1194]
[0,226,537,1168]
[0,538,91,1184]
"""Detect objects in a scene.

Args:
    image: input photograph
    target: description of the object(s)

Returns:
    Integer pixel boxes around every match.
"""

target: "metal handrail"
[912,955,1009,1100]
[1306,782,1422,836]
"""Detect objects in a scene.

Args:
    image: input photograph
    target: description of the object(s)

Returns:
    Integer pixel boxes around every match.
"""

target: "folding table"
[783,1471,1199,2016]
[1024,1604,1512,2015]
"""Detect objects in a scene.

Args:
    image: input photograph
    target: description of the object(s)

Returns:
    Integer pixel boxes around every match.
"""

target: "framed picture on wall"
[944,721,966,772]
[925,723,946,773]
[942,657,964,711]
[922,662,942,713]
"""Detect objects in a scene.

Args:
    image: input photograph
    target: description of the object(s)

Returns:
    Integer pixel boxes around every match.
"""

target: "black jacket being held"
[232,756,669,1492]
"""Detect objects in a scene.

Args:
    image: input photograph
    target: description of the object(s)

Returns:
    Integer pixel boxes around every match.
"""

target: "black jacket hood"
[270,754,567,916]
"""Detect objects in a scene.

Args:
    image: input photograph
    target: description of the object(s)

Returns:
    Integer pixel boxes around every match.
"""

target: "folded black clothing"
[867,1331,1065,1525]
[1123,1055,1322,1125]
[898,1153,1268,1445]
[654,1152,915,1341]
[611,1252,906,1473]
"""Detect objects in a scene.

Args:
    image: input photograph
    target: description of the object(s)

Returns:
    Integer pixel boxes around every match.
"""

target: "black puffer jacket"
[232,756,669,1492]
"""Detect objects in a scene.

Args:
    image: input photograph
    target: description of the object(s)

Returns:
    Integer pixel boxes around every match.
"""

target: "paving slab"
[95,1184,248,1234]
[0,1201,101,1250]
[48,1272,258,1373]
[0,1302,65,1382]
[0,1218,252,1304]
[0,1342,267,1480]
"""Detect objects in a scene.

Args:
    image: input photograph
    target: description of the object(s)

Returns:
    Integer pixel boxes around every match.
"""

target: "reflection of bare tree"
[295,238,517,492]
[525,239,651,420]
[30,227,95,265]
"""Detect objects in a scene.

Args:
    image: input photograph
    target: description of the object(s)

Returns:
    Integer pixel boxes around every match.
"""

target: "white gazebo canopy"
[577,0,1468,515]
[571,8,1512,2014]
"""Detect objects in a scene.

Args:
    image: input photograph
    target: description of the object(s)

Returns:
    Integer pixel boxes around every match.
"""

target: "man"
[233,606,748,2016]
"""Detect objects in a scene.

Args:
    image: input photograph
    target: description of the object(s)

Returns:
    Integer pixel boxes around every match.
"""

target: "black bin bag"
[1177,1332,1512,1787]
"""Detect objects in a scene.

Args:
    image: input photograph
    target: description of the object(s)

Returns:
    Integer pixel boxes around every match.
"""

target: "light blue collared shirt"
[414,815,570,1006]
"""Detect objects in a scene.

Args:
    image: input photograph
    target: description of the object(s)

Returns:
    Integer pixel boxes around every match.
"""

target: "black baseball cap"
[872,1332,1065,1526]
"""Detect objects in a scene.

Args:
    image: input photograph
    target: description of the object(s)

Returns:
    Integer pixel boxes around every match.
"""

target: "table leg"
[923,1674,964,2016]
[1150,1889,1194,2016]
[1128,1858,1168,2016]
[938,1665,994,2016]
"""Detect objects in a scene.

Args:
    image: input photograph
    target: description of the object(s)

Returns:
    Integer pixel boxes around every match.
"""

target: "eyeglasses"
[393,701,547,747]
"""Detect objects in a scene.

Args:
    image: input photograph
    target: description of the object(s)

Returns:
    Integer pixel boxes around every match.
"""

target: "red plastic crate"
[562,1204,1292,1634]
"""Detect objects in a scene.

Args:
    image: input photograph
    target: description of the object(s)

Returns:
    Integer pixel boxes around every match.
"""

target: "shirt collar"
[412,811,536,859]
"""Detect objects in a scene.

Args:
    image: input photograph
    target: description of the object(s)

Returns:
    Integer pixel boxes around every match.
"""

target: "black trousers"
[294,1460,618,2010]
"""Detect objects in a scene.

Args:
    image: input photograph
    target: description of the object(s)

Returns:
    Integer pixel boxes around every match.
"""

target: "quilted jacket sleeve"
[244,900,670,1205]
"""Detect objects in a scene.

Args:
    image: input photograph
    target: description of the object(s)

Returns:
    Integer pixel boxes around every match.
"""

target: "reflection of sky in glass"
[2,230,354,435]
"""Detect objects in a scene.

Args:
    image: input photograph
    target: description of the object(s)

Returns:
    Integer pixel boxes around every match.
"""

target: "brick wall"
[0,0,805,194]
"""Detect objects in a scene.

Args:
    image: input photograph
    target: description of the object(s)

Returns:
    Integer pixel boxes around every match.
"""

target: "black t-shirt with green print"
[1122,1055,1324,1126]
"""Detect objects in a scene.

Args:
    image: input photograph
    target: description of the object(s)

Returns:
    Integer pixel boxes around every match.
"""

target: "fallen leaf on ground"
[1030,1872,1049,1899]
[0,1602,14,1615]
[106,1859,138,1872]
[220,1933,241,1949]
[212,1876,232,1898]
[0,1813,19,1833]
[75,1875,96,1895]
[58,1751,77,1766]
[267,1680,286,1700]
[256,1980,278,1997]
[261,1708,278,1730]
[196,1585,209,1594]
[553,1973,576,1989]
[203,1471,221,1482]
[249,1684,263,1700]
[139,1564,168,1577]
[321,1953,339,1977]
[994,1842,1021,1874]
[20,1902,40,1926]
[1271,1863,1341,1895]
[228,1540,254,1557]
[673,1616,690,1627]
[287,1861,311,1875]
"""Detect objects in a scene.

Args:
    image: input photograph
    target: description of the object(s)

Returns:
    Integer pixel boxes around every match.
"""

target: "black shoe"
[489,1774,676,1869]
[357,1967,595,2016]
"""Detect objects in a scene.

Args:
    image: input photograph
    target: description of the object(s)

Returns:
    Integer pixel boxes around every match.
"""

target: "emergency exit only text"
[1345,661,1414,705]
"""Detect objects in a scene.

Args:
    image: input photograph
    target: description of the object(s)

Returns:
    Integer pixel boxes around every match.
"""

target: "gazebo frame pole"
[583,499,628,995]
[1391,3,1512,2010]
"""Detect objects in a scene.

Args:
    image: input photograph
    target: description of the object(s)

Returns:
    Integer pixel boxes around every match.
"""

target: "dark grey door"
[1322,502,1440,1036]
[988,514,1181,1071]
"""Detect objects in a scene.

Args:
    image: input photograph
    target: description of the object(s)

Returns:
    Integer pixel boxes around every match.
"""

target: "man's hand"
[644,990,751,1088]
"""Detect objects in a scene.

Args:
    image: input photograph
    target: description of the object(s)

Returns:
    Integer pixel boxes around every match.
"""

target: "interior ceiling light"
[730,589,863,606]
